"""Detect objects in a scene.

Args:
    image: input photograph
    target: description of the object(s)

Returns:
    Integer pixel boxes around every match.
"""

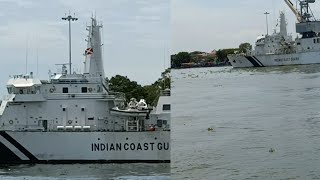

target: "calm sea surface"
[171,65,320,179]
[0,164,170,180]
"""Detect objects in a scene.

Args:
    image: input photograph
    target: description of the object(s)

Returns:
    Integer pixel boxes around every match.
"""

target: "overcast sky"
[172,0,320,54]
[0,0,170,94]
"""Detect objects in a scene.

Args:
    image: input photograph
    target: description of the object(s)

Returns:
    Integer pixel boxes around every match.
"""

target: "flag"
[85,48,93,55]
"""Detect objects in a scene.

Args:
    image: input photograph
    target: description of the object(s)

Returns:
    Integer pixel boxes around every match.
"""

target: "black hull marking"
[0,132,38,161]
[245,56,261,67]
[253,56,265,67]
[0,141,21,161]
[0,159,170,164]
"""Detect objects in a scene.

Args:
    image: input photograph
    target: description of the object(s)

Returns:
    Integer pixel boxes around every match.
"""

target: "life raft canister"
[149,126,155,131]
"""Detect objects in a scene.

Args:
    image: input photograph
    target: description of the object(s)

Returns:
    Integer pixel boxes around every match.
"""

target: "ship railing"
[19,126,170,132]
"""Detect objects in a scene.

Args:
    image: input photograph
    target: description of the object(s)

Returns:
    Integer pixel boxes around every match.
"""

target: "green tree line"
[171,42,252,68]
[107,70,170,106]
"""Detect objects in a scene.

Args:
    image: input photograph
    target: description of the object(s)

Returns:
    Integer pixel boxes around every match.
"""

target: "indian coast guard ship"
[0,17,170,164]
[228,0,320,68]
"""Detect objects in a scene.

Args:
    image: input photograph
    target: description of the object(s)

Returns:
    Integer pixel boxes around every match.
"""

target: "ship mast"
[264,12,270,35]
[61,13,78,74]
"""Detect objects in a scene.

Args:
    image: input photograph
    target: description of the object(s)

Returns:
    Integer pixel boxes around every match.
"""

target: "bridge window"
[314,39,316,43]
[162,104,170,111]
[81,87,88,93]
[62,87,68,93]
[7,87,12,94]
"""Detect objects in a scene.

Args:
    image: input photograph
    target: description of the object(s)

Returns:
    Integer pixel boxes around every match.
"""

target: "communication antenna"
[264,12,270,35]
[25,37,29,74]
[163,43,166,89]
[62,12,78,74]
[36,47,39,76]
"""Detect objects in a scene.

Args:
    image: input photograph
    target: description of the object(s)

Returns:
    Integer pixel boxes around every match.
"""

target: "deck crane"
[284,0,303,22]
[284,0,319,38]
[284,0,316,22]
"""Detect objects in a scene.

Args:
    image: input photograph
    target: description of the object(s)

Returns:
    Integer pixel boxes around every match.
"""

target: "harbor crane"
[284,0,316,22]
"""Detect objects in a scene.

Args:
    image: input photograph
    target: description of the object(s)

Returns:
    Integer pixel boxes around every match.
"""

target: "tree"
[216,49,226,63]
[206,56,216,62]
[216,48,239,63]
[239,42,252,54]
[190,51,204,55]
[107,70,170,106]
[108,75,146,102]
[171,52,191,68]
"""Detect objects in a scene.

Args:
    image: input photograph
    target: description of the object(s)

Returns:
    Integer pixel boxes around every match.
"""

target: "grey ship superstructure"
[228,0,320,67]
[0,17,170,163]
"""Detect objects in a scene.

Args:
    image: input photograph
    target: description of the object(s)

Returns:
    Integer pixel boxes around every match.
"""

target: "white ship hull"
[228,51,320,68]
[0,131,170,164]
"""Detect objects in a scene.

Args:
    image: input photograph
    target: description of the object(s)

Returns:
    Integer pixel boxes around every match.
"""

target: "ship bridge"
[6,73,41,95]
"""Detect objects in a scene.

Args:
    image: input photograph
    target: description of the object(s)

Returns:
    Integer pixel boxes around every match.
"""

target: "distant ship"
[0,17,170,163]
[228,0,320,68]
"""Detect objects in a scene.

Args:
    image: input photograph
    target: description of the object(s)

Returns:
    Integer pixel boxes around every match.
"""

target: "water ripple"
[172,66,320,179]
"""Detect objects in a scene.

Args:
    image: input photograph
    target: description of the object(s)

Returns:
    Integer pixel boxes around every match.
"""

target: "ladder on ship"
[126,117,141,132]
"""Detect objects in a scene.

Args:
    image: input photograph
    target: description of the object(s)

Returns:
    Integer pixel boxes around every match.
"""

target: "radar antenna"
[55,63,69,75]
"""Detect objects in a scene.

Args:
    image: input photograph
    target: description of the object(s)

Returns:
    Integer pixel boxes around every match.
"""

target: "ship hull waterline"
[228,51,320,68]
[0,131,170,164]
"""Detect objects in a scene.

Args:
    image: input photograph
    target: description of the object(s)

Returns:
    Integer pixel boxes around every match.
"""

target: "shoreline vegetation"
[106,69,170,106]
[171,43,252,69]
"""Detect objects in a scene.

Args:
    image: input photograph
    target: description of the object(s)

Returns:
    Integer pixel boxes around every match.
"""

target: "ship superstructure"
[0,17,170,163]
[228,0,320,67]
